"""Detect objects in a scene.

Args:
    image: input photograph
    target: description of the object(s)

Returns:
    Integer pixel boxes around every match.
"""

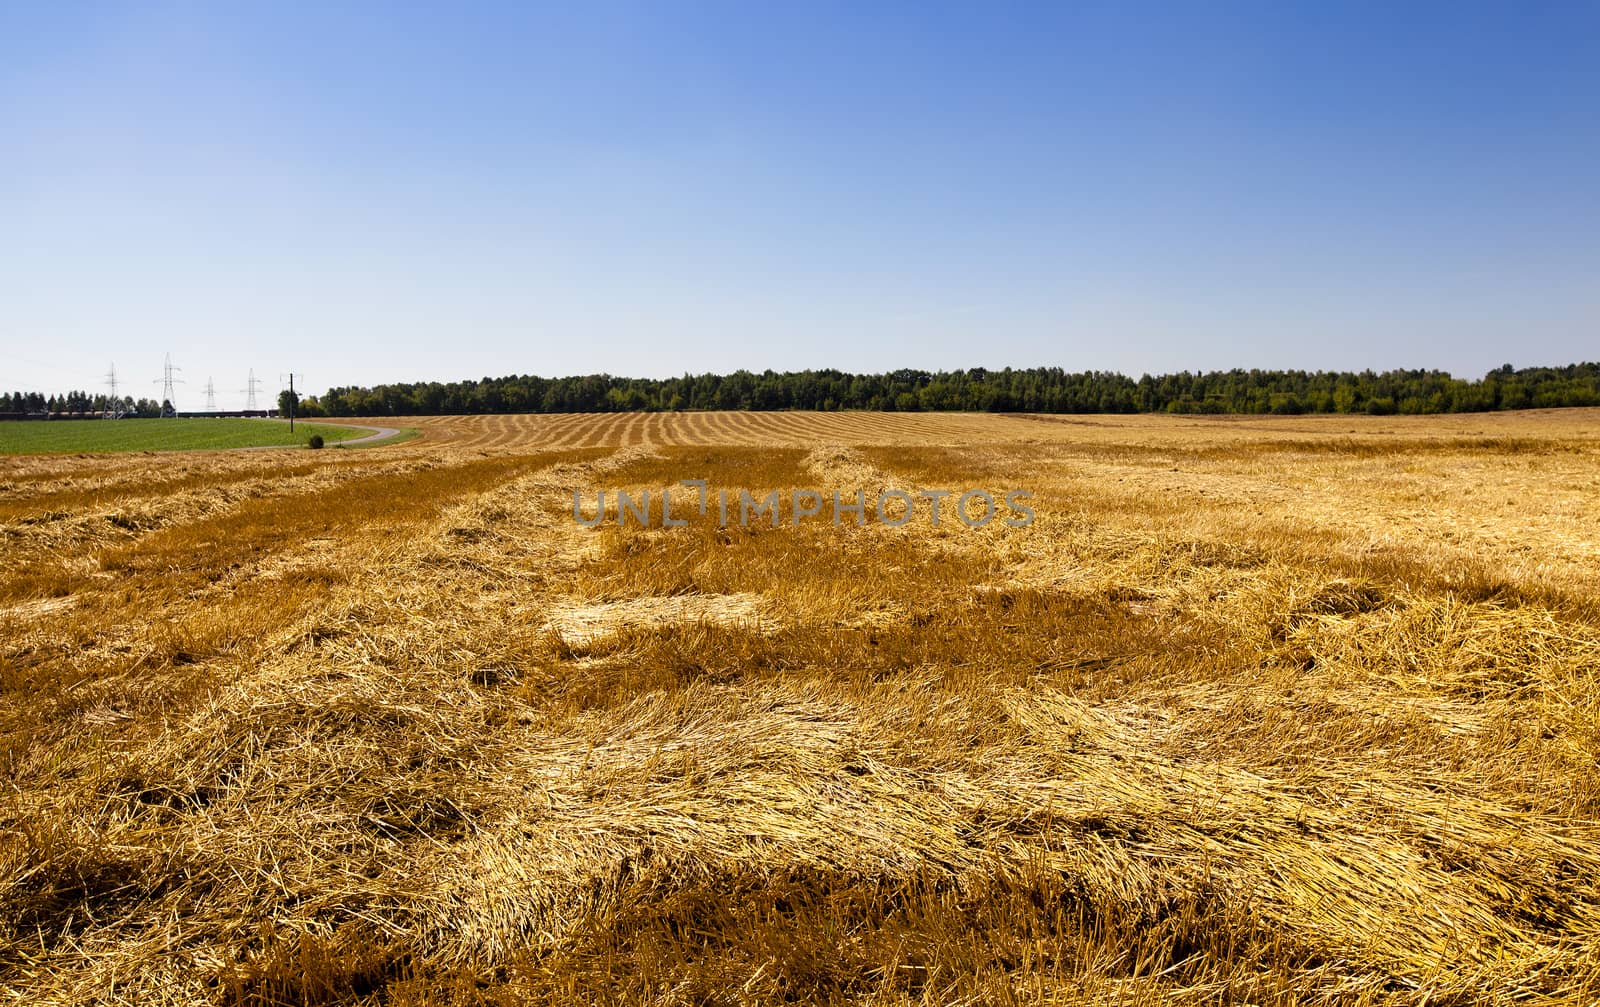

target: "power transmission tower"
[204,377,217,411]
[153,353,184,418]
[241,369,264,412]
[103,363,121,418]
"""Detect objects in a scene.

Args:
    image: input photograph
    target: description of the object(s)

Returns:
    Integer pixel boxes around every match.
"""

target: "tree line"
[7,363,1598,419]
[0,393,168,418]
[314,363,1599,416]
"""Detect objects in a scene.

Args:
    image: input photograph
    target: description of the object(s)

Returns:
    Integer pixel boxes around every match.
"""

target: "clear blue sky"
[3,2,1596,406]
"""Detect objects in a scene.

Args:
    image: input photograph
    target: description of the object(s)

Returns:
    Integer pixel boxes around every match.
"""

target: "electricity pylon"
[241,369,265,412]
[153,353,183,417]
[103,363,121,418]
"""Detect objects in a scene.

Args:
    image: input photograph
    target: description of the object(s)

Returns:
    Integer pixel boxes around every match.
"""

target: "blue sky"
[3,2,1597,405]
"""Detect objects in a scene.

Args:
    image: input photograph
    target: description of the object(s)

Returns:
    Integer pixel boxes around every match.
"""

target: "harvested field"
[3,408,1600,1004]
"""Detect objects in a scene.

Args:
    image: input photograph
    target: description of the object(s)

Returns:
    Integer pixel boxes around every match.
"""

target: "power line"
[4,351,94,381]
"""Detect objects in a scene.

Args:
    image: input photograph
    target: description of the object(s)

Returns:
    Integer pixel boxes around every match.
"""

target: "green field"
[0,418,368,455]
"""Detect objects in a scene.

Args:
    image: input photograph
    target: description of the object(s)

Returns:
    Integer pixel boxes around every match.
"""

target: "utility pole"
[204,377,217,411]
[153,353,183,417]
[280,373,300,430]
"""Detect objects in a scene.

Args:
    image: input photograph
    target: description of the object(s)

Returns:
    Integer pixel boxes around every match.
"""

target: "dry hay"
[801,443,895,495]
[540,593,771,648]
[4,412,1600,1004]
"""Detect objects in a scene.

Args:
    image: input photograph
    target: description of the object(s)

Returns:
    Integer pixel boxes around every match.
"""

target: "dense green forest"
[311,363,1600,416]
[7,363,1599,418]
